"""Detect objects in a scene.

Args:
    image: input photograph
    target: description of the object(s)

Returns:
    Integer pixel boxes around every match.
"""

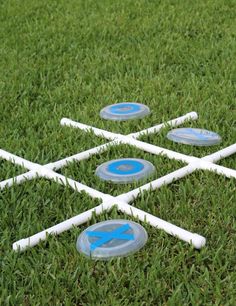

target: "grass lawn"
[1,0,236,304]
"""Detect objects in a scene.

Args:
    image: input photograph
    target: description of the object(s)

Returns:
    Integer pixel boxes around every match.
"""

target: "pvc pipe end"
[188,112,198,120]
[60,118,69,126]
[12,239,29,252]
[191,234,206,249]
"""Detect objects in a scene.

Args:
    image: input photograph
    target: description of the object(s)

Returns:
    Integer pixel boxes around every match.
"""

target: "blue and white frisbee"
[95,158,155,183]
[100,102,150,121]
[167,128,222,146]
[76,219,148,260]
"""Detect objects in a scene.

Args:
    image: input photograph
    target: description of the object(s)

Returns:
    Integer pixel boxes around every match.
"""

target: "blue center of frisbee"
[107,160,144,175]
[109,103,141,114]
[86,224,134,251]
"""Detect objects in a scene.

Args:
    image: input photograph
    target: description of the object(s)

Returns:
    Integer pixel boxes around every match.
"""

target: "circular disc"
[167,128,222,146]
[100,102,150,121]
[95,158,155,183]
[76,219,148,260]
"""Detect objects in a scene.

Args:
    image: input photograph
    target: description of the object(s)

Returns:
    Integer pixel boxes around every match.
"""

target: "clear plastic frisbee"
[95,158,155,183]
[100,102,150,121]
[76,219,148,260]
[167,128,222,146]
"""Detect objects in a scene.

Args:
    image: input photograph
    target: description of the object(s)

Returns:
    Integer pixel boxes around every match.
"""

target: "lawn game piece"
[95,158,155,183]
[100,102,150,120]
[76,219,148,260]
[167,128,221,146]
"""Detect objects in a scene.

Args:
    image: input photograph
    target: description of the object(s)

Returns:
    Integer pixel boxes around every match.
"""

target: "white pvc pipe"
[0,149,109,201]
[62,119,236,178]
[119,136,196,163]
[48,112,198,170]
[41,167,110,200]
[61,118,197,164]
[11,145,235,251]
[6,158,206,251]
[11,164,204,251]
[61,111,198,139]
[13,203,110,251]
[0,170,36,190]
[117,165,195,203]
[13,195,206,251]
[203,143,236,163]
[116,202,206,249]
[61,118,120,141]
[117,146,236,204]
[47,142,116,171]
[14,142,234,251]
[0,112,196,190]
[130,111,198,138]
[0,149,39,171]
[0,143,115,190]
[3,141,234,195]
[2,111,235,251]
[198,160,236,179]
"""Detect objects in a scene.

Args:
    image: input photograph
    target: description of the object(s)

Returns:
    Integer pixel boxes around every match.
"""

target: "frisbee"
[167,128,222,146]
[100,102,150,121]
[76,219,148,260]
[95,158,155,183]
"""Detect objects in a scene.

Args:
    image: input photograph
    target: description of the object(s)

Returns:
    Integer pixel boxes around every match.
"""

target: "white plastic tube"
[117,147,236,204]
[40,167,110,200]
[61,111,198,140]
[130,112,198,138]
[117,165,195,203]
[203,143,236,163]
[0,170,36,190]
[116,201,206,249]
[47,141,116,171]
[11,146,236,252]
[0,112,197,190]
[11,164,206,251]
[198,160,236,179]
[61,118,197,163]
[3,111,235,251]
[0,149,39,170]
[44,112,199,169]
[13,196,206,251]
[62,119,236,178]
[0,149,109,201]
[60,112,200,164]
[12,203,110,251]
[13,140,235,251]
[2,142,235,193]
[11,164,204,251]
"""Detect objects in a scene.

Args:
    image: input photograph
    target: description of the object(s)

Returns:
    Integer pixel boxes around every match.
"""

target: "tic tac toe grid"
[1,111,236,252]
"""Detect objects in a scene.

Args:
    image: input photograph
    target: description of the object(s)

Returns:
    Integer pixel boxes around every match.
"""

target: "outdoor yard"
[0,0,236,305]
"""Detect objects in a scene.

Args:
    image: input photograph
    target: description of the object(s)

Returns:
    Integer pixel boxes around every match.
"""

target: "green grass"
[0,0,236,304]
